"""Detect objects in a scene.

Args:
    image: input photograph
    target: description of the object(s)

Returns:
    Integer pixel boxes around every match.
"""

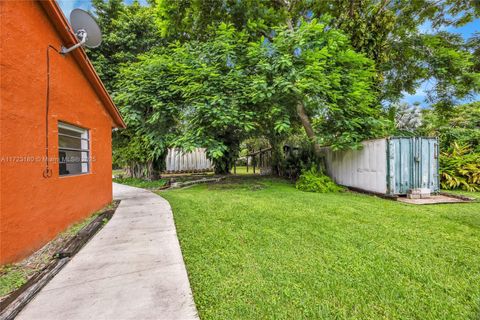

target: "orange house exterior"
[0,0,125,264]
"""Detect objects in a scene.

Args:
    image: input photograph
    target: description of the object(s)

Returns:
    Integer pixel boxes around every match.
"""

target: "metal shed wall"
[322,139,388,194]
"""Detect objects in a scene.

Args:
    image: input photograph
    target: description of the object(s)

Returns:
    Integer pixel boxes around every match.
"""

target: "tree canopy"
[113,49,183,177]
[86,0,479,176]
[112,19,384,174]
[247,18,383,151]
[156,0,480,106]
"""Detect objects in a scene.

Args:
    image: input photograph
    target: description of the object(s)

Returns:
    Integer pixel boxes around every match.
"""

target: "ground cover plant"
[296,167,344,193]
[232,166,259,175]
[161,177,480,319]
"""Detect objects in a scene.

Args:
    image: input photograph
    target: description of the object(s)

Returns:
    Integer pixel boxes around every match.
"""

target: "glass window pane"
[59,135,82,149]
[58,122,89,176]
[59,126,82,138]
[58,150,89,175]
[81,138,88,150]
[59,150,88,163]
[81,162,89,173]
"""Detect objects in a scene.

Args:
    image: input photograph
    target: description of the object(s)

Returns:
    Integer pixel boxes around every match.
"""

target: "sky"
[405,18,479,106]
[58,0,479,107]
[57,0,146,15]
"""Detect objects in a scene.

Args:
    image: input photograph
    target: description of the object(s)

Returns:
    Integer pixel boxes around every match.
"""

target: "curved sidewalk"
[17,183,198,320]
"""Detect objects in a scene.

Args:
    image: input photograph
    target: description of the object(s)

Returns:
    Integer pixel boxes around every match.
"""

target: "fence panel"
[165,148,213,173]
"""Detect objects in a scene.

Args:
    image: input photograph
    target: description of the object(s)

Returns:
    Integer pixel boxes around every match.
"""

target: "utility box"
[322,137,439,196]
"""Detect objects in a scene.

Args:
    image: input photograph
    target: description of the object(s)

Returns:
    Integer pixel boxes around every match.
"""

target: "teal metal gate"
[387,137,439,195]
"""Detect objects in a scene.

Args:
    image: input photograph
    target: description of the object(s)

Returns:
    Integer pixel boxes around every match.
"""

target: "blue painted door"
[387,138,439,195]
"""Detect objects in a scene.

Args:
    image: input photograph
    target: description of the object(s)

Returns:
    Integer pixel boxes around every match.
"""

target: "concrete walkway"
[17,183,198,320]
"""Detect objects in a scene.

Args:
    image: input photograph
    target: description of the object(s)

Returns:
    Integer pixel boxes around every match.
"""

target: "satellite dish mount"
[60,9,102,55]
[61,29,87,54]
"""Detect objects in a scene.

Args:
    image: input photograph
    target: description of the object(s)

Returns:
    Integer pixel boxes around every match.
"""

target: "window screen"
[58,122,90,176]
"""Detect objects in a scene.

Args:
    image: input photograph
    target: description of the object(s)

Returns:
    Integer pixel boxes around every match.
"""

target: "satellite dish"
[70,9,102,48]
[60,9,102,54]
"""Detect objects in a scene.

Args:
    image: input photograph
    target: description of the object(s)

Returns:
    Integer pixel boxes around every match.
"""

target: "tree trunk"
[268,138,284,176]
[284,12,324,162]
[212,151,232,175]
[296,101,323,159]
[213,157,230,174]
[127,160,160,180]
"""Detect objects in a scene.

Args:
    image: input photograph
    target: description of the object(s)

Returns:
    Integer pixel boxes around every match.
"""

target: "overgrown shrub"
[440,142,480,191]
[296,167,344,193]
[282,135,318,180]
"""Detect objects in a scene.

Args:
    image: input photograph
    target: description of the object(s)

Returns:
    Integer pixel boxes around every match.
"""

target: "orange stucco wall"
[1,1,115,264]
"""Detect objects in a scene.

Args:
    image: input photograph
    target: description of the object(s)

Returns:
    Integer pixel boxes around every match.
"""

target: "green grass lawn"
[112,177,168,189]
[112,169,125,176]
[232,165,259,175]
[160,177,480,320]
[442,189,480,200]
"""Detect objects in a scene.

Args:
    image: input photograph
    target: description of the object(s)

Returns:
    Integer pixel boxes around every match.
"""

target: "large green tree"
[87,0,166,178]
[113,49,184,178]
[114,20,381,174]
[174,25,256,174]
[247,18,382,157]
[89,0,162,91]
[114,26,256,175]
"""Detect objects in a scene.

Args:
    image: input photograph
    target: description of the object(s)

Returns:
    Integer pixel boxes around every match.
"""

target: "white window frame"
[58,122,90,176]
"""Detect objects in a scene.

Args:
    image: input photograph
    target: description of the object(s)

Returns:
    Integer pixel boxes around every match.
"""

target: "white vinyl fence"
[165,148,213,173]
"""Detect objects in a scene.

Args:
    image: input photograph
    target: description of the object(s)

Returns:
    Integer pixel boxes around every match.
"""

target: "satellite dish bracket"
[60,29,87,55]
